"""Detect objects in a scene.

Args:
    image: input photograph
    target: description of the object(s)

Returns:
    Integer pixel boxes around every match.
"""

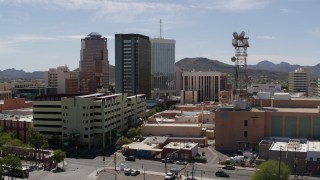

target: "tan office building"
[215,98,320,151]
[44,66,79,94]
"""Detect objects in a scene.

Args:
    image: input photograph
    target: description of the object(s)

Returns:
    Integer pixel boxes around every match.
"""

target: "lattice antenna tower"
[231,31,249,100]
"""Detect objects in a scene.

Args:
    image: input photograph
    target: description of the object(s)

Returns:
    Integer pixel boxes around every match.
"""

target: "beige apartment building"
[33,93,146,149]
[44,65,79,94]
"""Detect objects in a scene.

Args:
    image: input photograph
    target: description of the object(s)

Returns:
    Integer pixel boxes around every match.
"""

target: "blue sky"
[0,0,319,72]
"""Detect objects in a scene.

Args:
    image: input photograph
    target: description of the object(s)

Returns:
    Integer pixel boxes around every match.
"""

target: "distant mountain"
[0,68,45,80]
[0,65,116,83]
[175,57,289,84]
[249,60,301,73]
[249,60,320,79]
[175,57,234,73]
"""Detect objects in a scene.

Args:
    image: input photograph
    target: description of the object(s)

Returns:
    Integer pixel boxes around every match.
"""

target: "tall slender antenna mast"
[160,19,162,38]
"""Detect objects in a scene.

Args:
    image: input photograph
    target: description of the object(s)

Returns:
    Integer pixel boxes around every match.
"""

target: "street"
[25,146,320,180]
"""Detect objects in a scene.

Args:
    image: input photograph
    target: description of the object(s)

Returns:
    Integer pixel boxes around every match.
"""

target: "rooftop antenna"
[160,19,162,38]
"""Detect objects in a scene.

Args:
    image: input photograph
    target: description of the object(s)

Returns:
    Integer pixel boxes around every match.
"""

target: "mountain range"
[0,58,319,84]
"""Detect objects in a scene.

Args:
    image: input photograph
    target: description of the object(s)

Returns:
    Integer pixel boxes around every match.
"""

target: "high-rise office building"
[115,34,151,97]
[44,65,79,94]
[150,38,175,99]
[181,71,221,104]
[79,32,109,93]
[288,68,310,96]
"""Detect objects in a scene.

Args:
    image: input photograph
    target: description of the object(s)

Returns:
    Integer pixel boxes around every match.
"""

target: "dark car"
[215,170,230,178]
[125,156,136,161]
[222,165,235,170]
[162,157,174,163]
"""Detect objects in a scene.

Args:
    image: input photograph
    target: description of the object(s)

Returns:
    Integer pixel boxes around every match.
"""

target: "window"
[244,131,248,137]
[84,135,88,138]
[63,134,68,137]
[244,120,248,126]
[310,157,313,161]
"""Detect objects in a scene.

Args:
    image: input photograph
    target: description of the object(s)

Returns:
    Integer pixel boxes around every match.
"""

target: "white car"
[164,172,175,180]
[124,168,132,175]
[131,169,140,176]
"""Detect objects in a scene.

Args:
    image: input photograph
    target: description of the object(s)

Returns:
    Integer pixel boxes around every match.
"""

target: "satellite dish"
[242,39,248,45]
[231,56,236,62]
[232,39,237,46]
[242,39,249,47]
[239,31,245,38]
[233,32,238,38]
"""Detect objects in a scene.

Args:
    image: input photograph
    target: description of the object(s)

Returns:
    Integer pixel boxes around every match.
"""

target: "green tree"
[0,132,14,147]
[53,150,66,168]
[28,128,48,149]
[115,136,132,147]
[2,155,22,179]
[250,160,291,180]
[127,128,137,138]
[135,127,142,135]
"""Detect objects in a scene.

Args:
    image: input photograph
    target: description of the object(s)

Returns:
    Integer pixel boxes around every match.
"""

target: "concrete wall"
[215,111,265,151]
[0,98,32,112]
[142,125,202,137]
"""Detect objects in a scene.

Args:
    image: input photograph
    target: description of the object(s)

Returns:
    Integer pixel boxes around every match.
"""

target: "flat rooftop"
[252,107,318,113]
[308,141,320,152]
[163,142,198,150]
[144,136,168,145]
[0,114,33,122]
[143,123,202,127]
[270,142,307,152]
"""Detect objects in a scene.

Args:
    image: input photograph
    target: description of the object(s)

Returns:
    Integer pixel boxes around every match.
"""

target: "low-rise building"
[0,114,33,143]
[0,98,32,113]
[162,142,198,160]
[215,97,320,152]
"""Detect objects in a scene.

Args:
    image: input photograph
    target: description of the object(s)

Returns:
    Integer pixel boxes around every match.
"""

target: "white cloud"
[189,0,269,12]
[255,35,276,40]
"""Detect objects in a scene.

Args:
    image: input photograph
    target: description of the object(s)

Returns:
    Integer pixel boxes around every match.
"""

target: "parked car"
[162,157,174,163]
[215,170,230,178]
[175,160,188,165]
[170,168,178,175]
[125,156,136,161]
[164,172,175,180]
[183,177,197,180]
[131,169,140,176]
[222,165,235,170]
[124,168,132,175]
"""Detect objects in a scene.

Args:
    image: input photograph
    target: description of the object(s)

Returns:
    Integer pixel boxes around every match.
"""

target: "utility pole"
[294,147,297,179]
[114,153,117,171]
[278,146,282,180]
[144,167,146,180]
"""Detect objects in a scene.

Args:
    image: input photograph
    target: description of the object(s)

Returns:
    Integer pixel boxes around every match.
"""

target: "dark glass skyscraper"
[115,34,151,97]
[79,32,109,93]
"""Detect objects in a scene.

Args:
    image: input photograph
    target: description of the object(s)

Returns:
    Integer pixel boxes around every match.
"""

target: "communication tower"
[231,31,249,100]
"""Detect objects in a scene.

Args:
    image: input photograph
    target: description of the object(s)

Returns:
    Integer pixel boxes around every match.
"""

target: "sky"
[0,0,320,72]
